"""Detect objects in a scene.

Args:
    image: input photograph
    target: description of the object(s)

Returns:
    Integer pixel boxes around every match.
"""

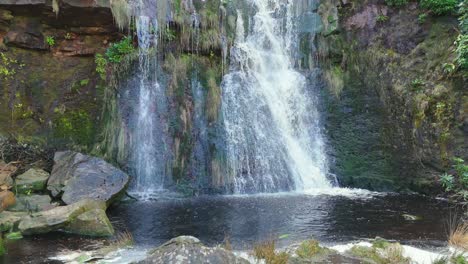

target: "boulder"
[47,151,129,205]
[0,211,26,232]
[18,199,114,236]
[8,194,55,212]
[138,236,249,264]
[14,168,49,193]
[66,208,114,237]
[0,191,15,212]
[0,161,16,187]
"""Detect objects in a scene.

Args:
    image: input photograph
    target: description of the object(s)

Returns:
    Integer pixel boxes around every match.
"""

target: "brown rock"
[0,191,15,212]
[0,161,17,187]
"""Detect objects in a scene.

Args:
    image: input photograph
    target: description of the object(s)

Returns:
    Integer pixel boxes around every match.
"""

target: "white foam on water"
[330,241,463,264]
[225,187,383,200]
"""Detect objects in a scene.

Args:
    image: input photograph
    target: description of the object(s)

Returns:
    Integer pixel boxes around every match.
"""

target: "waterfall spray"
[221,0,331,193]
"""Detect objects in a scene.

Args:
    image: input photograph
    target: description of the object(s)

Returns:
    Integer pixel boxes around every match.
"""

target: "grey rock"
[0,211,27,232]
[47,151,129,205]
[138,236,249,264]
[8,194,55,212]
[18,199,114,237]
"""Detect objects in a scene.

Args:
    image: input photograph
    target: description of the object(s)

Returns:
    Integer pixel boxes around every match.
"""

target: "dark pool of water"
[2,192,459,263]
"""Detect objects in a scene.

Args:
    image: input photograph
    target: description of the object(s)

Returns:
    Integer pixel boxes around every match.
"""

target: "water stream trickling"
[130,0,171,194]
[221,0,331,193]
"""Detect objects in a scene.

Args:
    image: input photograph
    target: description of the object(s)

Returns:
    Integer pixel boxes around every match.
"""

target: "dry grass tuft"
[449,221,468,250]
[253,239,289,264]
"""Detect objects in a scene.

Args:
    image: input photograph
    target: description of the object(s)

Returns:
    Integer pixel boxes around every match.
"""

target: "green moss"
[53,110,95,147]
[349,243,411,264]
[5,232,22,240]
[0,236,5,256]
[296,240,328,259]
[420,0,458,15]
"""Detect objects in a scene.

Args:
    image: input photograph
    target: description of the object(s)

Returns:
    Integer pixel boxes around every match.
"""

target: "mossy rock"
[0,211,27,232]
[66,208,114,237]
[14,168,49,194]
[18,199,114,237]
[348,241,411,264]
[296,240,330,259]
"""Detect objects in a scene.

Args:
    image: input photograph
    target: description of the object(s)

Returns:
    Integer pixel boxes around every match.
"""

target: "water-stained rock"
[47,151,129,205]
[138,236,249,264]
[18,199,114,236]
[14,168,49,193]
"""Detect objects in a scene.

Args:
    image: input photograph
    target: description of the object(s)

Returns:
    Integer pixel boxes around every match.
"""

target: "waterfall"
[130,0,171,194]
[221,0,332,193]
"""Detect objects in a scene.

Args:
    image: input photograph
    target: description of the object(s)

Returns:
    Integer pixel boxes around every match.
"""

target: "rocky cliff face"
[318,0,467,192]
[0,0,465,194]
[0,1,120,149]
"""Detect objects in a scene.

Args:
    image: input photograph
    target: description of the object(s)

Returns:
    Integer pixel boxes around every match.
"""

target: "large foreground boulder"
[138,236,249,264]
[18,199,114,236]
[47,151,129,205]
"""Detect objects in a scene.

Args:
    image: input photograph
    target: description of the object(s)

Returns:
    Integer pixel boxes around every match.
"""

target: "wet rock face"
[47,151,129,205]
[138,236,249,264]
[320,0,466,192]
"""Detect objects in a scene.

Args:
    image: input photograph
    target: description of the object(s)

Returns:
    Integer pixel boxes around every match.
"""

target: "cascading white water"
[221,0,332,193]
[131,0,171,193]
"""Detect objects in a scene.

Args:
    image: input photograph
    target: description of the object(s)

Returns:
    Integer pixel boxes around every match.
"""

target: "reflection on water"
[111,193,452,249]
[2,193,456,263]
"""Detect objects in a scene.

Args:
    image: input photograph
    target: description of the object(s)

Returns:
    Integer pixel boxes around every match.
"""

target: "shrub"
[420,0,458,15]
[418,13,428,23]
[439,157,468,203]
[385,0,408,7]
[455,34,468,70]
[95,54,108,80]
[377,15,389,22]
[296,240,326,258]
[449,221,468,251]
[105,37,134,63]
[45,36,55,47]
[253,239,289,264]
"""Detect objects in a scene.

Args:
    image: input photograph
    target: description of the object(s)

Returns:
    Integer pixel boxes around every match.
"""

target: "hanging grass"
[110,0,131,30]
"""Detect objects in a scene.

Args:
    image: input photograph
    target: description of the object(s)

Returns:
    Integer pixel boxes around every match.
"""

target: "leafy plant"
[95,54,108,80]
[420,0,458,15]
[439,157,468,203]
[64,33,72,40]
[105,37,134,63]
[455,34,468,70]
[385,0,408,7]
[164,27,177,42]
[440,173,455,191]
[45,36,55,47]
[377,14,389,22]
[0,53,18,80]
[442,63,456,74]
[410,78,425,91]
[418,13,428,23]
